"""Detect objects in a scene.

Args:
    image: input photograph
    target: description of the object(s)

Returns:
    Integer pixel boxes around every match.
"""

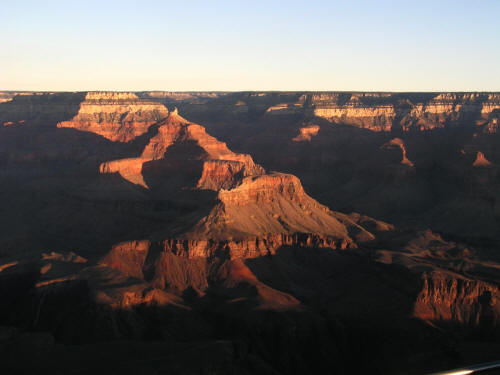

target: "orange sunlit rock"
[57,92,169,142]
[473,151,492,167]
[99,109,264,188]
[382,138,414,167]
[413,270,500,324]
[292,125,320,142]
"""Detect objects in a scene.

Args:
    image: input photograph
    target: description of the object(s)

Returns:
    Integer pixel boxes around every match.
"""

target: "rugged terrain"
[154,91,500,241]
[0,91,499,374]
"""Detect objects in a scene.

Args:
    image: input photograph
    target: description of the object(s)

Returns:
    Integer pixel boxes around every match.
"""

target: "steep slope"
[99,108,263,188]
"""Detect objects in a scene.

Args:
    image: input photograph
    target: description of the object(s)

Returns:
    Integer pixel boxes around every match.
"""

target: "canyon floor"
[0,91,499,374]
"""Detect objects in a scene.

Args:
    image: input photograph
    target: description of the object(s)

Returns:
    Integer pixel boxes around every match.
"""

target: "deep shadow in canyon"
[1,92,500,374]
[1,246,499,375]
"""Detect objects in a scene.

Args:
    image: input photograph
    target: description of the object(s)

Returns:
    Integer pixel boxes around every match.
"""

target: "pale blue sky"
[1,0,499,91]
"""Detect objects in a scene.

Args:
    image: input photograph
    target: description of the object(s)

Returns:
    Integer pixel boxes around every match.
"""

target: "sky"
[1,0,499,92]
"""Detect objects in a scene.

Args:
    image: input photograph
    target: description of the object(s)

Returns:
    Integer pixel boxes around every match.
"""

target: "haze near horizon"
[1,0,499,92]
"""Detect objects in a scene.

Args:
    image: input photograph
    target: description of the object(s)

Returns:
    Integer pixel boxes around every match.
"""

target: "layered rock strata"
[139,91,500,133]
[414,271,500,325]
[310,92,500,131]
[99,109,263,188]
[57,92,169,142]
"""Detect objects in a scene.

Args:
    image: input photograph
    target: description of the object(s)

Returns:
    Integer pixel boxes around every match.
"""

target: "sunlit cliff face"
[292,125,320,142]
[57,92,169,142]
[98,109,263,189]
[472,151,492,167]
[308,92,500,132]
[382,138,414,167]
[189,91,500,133]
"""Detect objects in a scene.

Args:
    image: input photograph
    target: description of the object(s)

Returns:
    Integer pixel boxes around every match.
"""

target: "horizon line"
[2,89,500,94]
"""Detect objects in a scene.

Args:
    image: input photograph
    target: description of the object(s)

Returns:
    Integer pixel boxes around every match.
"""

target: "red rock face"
[188,174,358,242]
[414,271,500,325]
[99,240,150,279]
[311,93,396,131]
[472,151,492,167]
[382,138,414,167]
[197,160,248,190]
[98,234,350,293]
[218,173,307,205]
[99,109,264,189]
[308,92,500,131]
[57,92,169,142]
[162,233,348,259]
[292,125,320,142]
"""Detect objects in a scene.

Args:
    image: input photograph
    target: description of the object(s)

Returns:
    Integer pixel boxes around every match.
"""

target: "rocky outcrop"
[97,172,357,284]
[99,240,150,279]
[99,109,264,188]
[197,160,249,190]
[308,92,500,132]
[292,125,320,142]
[265,103,303,115]
[473,151,492,167]
[382,138,414,167]
[57,92,169,142]
[414,271,500,326]
[218,173,308,205]
[163,233,348,259]
[187,172,359,243]
[99,233,348,294]
[311,93,396,131]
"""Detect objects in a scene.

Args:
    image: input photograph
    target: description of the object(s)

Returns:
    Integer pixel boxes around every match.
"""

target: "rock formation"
[414,270,500,325]
[310,93,396,131]
[2,91,500,375]
[382,138,414,167]
[292,125,320,142]
[148,91,500,133]
[472,151,492,167]
[58,92,169,142]
[99,109,264,188]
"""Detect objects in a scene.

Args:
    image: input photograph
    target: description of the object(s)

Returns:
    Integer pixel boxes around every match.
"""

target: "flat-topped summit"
[57,91,169,141]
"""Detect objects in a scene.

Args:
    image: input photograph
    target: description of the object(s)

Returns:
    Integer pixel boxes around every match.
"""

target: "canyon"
[0,91,499,374]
